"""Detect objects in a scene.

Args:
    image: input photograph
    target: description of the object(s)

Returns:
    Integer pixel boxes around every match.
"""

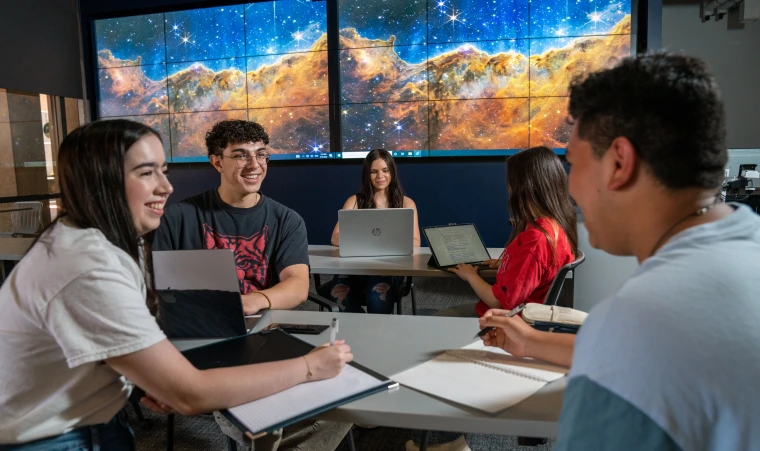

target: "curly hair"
[205,120,270,157]
[568,52,727,190]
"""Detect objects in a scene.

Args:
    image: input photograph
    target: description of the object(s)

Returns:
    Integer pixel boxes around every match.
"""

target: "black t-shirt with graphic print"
[153,189,309,293]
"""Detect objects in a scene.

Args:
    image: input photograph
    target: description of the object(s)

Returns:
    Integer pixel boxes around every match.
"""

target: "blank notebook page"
[391,341,566,414]
[228,363,386,433]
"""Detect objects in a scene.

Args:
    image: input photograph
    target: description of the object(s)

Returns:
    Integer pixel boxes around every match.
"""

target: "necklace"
[648,199,719,258]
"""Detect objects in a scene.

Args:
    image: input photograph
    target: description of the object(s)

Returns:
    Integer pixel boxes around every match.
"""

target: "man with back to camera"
[479,52,760,450]
[154,120,352,450]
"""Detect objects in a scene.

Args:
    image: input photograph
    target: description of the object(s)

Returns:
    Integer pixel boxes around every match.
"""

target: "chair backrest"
[12,201,42,235]
[543,249,586,306]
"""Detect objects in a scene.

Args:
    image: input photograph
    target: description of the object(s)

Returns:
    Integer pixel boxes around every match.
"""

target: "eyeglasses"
[220,151,271,168]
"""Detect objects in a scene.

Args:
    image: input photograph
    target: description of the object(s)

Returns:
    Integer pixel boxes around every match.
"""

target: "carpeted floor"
[129,276,556,451]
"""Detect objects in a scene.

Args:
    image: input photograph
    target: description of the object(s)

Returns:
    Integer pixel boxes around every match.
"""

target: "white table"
[174,310,565,439]
[308,245,502,277]
[307,245,503,314]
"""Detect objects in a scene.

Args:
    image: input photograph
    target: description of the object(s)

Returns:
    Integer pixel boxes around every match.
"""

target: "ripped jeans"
[329,275,402,314]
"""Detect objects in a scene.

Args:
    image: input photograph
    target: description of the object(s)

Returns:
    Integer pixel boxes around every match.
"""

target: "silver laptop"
[153,249,264,338]
[338,208,414,257]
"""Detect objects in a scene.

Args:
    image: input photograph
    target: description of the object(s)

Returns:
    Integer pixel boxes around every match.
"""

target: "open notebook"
[391,340,566,414]
[181,329,394,439]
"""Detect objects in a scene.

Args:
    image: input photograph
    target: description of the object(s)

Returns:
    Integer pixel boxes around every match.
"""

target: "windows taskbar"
[168,148,566,163]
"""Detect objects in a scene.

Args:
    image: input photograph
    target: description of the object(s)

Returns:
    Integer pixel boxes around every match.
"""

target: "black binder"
[181,329,394,438]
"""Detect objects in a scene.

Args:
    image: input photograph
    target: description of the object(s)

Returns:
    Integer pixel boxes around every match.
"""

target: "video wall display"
[94,0,632,161]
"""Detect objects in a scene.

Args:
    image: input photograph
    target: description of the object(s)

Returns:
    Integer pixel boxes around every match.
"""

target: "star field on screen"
[339,0,427,47]
[95,13,165,67]
[246,0,327,56]
[165,6,246,62]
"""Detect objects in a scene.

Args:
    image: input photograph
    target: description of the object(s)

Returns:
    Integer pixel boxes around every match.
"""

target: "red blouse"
[475,218,574,317]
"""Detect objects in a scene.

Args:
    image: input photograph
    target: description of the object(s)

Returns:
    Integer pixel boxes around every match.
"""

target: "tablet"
[423,224,491,268]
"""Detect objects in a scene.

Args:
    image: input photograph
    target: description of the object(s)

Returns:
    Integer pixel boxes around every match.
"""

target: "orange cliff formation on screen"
[97,15,630,153]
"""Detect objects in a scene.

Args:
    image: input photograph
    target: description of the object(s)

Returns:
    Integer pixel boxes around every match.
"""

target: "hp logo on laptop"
[372,228,382,237]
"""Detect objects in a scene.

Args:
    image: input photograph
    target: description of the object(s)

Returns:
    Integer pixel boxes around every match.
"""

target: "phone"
[267,323,330,335]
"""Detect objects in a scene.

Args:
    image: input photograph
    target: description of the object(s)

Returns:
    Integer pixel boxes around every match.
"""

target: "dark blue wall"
[166,159,512,246]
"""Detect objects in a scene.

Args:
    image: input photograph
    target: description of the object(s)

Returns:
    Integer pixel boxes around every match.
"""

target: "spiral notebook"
[391,341,566,414]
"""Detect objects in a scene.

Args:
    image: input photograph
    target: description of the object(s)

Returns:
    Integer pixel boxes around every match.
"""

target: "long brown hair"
[56,120,163,318]
[356,149,405,209]
[506,146,578,259]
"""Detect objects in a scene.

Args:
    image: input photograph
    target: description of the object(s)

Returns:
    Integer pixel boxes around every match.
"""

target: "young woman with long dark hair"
[442,146,578,317]
[407,146,579,451]
[329,149,420,314]
[0,120,352,449]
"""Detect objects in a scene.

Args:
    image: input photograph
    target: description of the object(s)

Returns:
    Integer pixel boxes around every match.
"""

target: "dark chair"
[542,250,585,306]
[306,287,341,312]
[312,274,417,315]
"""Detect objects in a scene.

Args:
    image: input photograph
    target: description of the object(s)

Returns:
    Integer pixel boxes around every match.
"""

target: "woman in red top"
[444,146,579,317]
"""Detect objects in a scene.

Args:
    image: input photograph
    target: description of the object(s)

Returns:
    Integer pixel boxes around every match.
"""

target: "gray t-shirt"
[0,220,165,443]
[556,205,760,451]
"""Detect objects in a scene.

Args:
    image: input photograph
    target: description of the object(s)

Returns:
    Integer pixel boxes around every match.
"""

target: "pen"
[329,318,338,346]
[473,303,526,339]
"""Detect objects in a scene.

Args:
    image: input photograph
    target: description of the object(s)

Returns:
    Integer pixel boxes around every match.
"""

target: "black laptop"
[153,249,263,339]
[423,223,492,269]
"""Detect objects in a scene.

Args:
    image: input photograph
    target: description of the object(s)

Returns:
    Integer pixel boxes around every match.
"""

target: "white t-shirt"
[0,220,166,443]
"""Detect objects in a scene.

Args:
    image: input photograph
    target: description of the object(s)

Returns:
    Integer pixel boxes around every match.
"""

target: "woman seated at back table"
[440,146,579,317]
[329,149,420,314]
[407,146,579,451]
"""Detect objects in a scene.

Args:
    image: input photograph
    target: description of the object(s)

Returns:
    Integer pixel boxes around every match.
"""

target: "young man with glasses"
[153,120,352,450]
[155,120,310,315]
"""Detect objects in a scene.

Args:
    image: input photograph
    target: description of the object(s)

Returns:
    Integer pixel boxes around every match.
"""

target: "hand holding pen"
[473,303,526,338]
[307,318,352,381]
[477,305,536,359]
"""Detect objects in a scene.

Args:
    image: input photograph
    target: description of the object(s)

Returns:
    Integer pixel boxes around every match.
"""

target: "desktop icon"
[296,155,300,159]
[408,152,413,156]
[414,151,421,157]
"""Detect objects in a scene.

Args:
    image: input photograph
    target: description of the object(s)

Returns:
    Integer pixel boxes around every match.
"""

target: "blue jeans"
[329,275,401,314]
[411,430,463,446]
[0,413,135,451]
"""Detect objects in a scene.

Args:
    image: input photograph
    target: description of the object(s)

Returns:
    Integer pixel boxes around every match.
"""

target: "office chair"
[0,201,42,238]
[312,274,417,315]
[542,250,586,307]
[307,288,341,312]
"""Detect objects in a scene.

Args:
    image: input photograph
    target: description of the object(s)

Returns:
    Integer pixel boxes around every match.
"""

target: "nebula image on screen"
[94,0,632,159]
[339,0,631,153]
[96,1,328,160]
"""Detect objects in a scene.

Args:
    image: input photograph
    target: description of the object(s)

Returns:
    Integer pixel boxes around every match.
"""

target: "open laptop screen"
[153,249,248,339]
[424,224,491,267]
